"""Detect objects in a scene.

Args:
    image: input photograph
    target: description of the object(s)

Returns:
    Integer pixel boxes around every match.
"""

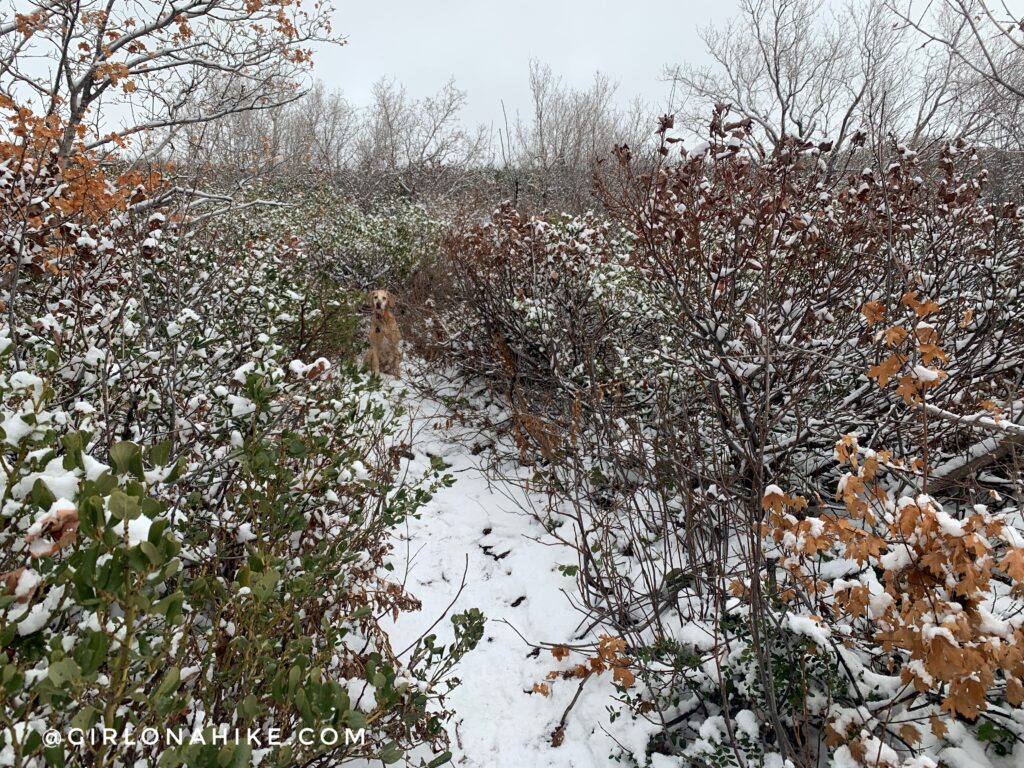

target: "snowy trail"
[382,376,654,768]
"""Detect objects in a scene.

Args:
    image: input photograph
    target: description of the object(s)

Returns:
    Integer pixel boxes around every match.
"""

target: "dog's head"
[368,289,395,315]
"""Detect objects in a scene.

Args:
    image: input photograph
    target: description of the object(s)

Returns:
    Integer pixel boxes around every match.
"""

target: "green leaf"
[30,478,56,510]
[22,729,42,754]
[148,440,172,467]
[108,490,140,521]
[74,632,109,676]
[93,472,117,494]
[252,568,281,602]
[294,689,314,725]
[156,666,181,699]
[109,441,144,479]
[61,432,83,453]
[48,658,81,687]
[42,740,65,766]
[148,517,170,543]
[139,541,163,566]
[216,743,236,767]
[379,740,403,764]
[164,457,187,483]
[70,705,99,731]
[237,694,259,720]
[153,591,183,621]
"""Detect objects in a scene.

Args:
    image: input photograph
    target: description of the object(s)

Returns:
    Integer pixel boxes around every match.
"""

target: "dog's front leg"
[363,349,380,375]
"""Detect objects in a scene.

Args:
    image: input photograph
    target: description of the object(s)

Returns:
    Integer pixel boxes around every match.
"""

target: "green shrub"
[0,153,479,767]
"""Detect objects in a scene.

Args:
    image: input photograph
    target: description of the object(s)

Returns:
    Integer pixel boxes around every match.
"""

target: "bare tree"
[893,0,1024,100]
[354,77,490,198]
[291,81,360,172]
[185,80,361,175]
[892,0,1024,160]
[667,0,987,160]
[500,60,649,209]
[668,0,858,147]
[0,0,338,163]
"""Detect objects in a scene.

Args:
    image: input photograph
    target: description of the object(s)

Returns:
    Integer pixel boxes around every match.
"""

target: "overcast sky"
[312,0,740,128]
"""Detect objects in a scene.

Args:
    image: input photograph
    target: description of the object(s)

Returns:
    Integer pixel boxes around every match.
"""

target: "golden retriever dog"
[363,289,402,377]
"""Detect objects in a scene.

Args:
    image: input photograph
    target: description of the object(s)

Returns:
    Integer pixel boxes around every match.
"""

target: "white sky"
[312,0,740,128]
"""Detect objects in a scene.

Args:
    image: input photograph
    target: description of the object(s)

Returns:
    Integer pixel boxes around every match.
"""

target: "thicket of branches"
[153,1,1024,213]
[438,101,1024,765]
[185,62,650,211]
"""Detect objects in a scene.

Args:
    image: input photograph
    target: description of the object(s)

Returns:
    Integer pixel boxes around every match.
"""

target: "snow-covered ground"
[381,370,656,768]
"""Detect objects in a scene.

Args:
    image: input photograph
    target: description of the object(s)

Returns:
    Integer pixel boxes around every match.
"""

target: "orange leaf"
[762,487,787,513]
[1001,549,1024,582]
[883,326,909,346]
[861,300,886,325]
[836,434,859,465]
[824,722,845,748]
[1007,677,1024,706]
[919,342,948,366]
[867,354,904,388]
[901,290,941,318]
[862,455,880,481]
[896,374,923,404]
[899,724,921,746]
[942,678,985,720]
[612,666,635,689]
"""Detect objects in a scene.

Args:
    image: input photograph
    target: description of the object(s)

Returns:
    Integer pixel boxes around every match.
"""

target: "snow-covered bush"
[230,180,446,291]
[759,288,1024,766]
[442,108,1024,766]
[204,180,448,362]
[763,439,1024,766]
[443,204,662,462]
[0,107,481,767]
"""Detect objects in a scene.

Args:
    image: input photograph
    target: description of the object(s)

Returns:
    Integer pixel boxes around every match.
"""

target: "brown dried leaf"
[25,505,79,558]
[861,300,885,325]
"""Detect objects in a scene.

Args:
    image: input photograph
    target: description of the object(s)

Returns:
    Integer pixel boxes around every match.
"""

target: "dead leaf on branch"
[861,300,886,325]
[901,290,941,318]
[1,567,37,604]
[25,505,79,557]
[867,354,905,388]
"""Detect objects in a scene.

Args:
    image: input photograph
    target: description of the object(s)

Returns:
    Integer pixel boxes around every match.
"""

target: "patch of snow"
[380,375,657,767]
[786,614,830,646]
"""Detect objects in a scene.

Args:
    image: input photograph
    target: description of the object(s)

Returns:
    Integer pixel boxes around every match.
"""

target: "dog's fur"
[363,290,402,377]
